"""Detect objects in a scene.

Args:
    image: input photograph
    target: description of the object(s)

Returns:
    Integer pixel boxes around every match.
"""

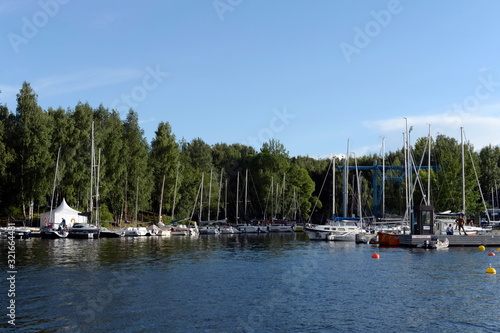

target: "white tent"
[40,198,88,229]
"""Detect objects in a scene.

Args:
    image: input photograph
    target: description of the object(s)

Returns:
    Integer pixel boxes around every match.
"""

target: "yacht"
[68,223,100,239]
[305,217,366,241]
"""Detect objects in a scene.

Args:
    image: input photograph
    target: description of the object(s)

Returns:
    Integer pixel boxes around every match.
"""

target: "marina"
[2,233,499,332]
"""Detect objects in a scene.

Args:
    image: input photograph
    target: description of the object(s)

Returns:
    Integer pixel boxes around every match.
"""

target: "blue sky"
[2,0,500,158]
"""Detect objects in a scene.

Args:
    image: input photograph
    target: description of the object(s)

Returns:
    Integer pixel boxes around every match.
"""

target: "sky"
[2,0,500,158]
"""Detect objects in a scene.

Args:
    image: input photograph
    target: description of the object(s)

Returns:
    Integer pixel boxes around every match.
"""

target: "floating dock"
[399,233,500,247]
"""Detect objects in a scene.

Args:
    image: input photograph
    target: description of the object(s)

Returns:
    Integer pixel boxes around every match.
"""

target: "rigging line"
[464,131,491,222]
[307,157,333,224]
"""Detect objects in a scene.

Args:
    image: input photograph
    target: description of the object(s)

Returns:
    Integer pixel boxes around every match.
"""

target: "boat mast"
[171,161,180,220]
[50,147,61,225]
[96,149,101,230]
[199,172,204,222]
[381,138,385,218]
[427,124,431,206]
[159,174,165,223]
[282,173,286,219]
[244,169,248,220]
[224,178,228,221]
[208,168,212,221]
[404,118,411,224]
[332,155,336,218]
[343,139,350,217]
[135,176,139,225]
[353,153,362,224]
[216,168,223,221]
[461,127,466,215]
[90,121,95,224]
[235,171,240,224]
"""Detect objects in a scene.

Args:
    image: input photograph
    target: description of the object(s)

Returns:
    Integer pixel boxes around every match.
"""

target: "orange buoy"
[488,252,496,256]
[371,253,380,259]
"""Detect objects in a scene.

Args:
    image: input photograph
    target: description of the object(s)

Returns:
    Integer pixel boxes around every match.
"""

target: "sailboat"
[40,147,70,239]
[305,141,366,241]
[235,170,267,233]
[374,122,418,245]
[434,127,493,235]
[68,122,100,239]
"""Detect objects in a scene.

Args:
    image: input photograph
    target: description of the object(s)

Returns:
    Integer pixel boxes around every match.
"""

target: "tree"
[94,106,126,221]
[433,134,482,214]
[150,121,180,220]
[0,102,15,214]
[11,82,52,220]
[479,145,500,207]
[122,110,152,223]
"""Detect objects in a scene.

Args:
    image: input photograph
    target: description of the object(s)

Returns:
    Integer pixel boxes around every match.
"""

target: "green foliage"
[0,82,498,223]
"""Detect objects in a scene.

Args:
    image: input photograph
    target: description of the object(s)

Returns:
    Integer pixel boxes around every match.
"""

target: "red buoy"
[488,252,496,256]
[372,253,380,259]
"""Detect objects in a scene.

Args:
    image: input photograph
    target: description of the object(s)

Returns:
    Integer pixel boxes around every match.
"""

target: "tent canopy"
[40,198,88,228]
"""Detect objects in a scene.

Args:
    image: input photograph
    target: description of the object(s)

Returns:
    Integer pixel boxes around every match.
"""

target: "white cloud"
[364,103,500,152]
[1,68,143,109]
[32,68,143,98]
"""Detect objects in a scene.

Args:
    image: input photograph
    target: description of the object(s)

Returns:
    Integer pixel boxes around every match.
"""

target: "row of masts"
[161,168,299,224]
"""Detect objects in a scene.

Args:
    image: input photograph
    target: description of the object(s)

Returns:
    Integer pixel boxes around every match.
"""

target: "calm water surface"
[1,233,499,332]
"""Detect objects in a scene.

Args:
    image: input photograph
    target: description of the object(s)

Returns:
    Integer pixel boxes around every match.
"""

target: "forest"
[1,82,500,227]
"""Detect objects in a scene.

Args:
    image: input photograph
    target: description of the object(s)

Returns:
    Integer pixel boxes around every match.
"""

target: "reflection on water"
[1,233,499,332]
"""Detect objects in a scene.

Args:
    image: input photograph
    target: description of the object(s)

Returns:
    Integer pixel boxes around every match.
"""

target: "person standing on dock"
[455,214,467,235]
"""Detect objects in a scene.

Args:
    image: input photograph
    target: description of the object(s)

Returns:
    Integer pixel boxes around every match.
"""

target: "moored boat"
[416,237,449,249]
[123,227,148,237]
[40,226,68,239]
[68,223,100,239]
[99,227,123,238]
[305,217,365,241]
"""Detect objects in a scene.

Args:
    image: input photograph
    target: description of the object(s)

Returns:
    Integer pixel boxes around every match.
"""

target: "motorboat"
[199,225,221,235]
[218,225,240,234]
[99,227,123,238]
[268,221,294,233]
[305,217,365,241]
[123,227,148,237]
[417,237,449,249]
[40,225,68,239]
[237,224,269,233]
[2,224,33,239]
[68,223,100,239]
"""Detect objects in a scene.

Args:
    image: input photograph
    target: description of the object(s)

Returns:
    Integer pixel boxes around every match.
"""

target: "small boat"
[417,238,449,249]
[305,217,365,241]
[40,225,68,239]
[268,223,294,233]
[99,227,123,238]
[199,225,221,235]
[218,225,240,234]
[237,224,269,233]
[68,223,100,239]
[146,224,163,236]
[123,227,148,237]
[2,224,33,239]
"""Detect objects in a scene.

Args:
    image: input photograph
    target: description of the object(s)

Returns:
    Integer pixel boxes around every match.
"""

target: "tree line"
[1,82,500,226]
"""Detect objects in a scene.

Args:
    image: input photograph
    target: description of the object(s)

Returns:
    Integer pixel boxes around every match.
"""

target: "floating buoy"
[497,248,500,252]
[486,265,496,274]
[371,253,380,259]
[488,252,496,256]
[478,245,486,251]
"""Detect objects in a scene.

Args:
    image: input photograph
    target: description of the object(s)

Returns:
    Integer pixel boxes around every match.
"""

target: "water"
[1,233,500,332]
